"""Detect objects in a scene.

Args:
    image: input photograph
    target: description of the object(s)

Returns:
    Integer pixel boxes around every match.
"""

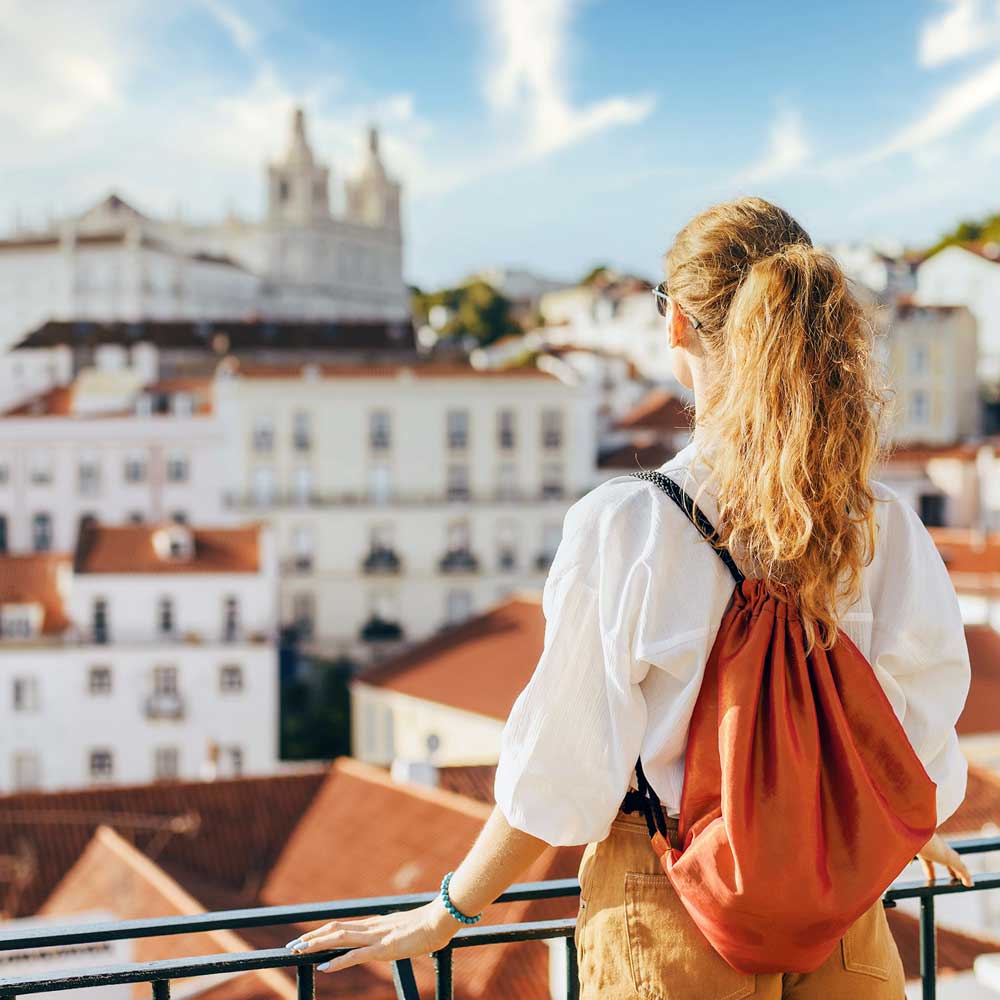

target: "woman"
[287,198,973,997]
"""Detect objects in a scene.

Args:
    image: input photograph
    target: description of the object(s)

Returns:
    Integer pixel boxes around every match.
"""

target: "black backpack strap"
[630,469,744,584]
[629,469,743,844]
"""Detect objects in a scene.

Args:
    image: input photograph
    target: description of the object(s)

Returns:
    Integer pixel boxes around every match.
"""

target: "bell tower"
[345,125,401,229]
[267,107,331,225]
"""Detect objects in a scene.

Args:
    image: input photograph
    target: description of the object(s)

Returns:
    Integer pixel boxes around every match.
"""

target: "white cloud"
[482,0,654,158]
[919,0,1000,67]
[734,108,811,185]
[199,0,258,55]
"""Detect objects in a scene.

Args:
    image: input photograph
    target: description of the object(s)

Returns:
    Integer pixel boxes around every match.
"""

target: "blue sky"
[1,0,998,287]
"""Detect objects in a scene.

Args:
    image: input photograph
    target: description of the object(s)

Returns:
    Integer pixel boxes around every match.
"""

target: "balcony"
[227,488,586,510]
[438,548,479,574]
[534,551,556,572]
[0,838,997,1000]
[144,692,185,720]
[362,547,403,575]
[359,614,405,643]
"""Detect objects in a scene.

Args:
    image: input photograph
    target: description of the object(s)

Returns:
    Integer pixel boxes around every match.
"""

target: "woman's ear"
[668,298,690,349]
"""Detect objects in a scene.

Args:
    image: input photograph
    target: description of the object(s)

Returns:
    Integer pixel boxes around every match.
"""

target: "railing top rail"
[0,879,581,952]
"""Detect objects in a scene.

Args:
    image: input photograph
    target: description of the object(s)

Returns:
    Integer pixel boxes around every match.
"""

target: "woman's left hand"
[285,897,461,974]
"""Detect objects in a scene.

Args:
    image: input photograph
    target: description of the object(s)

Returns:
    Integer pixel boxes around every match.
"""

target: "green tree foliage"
[411,279,520,347]
[925,212,1000,258]
[579,264,612,286]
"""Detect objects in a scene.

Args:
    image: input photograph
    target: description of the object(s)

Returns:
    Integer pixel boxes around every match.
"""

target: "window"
[541,462,564,498]
[252,466,275,506]
[88,665,112,695]
[0,515,6,554]
[220,664,244,693]
[12,751,40,791]
[29,453,53,486]
[89,749,114,782]
[446,410,469,450]
[293,412,312,451]
[497,409,516,450]
[253,415,275,452]
[447,520,470,552]
[369,411,391,451]
[173,393,193,417]
[445,589,472,626]
[223,596,239,641]
[0,602,41,639]
[910,344,929,376]
[0,459,9,486]
[224,745,244,777]
[909,389,929,425]
[166,452,189,483]
[154,746,180,780]
[32,512,52,552]
[541,409,564,449]
[170,510,188,525]
[292,591,315,640]
[128,511,145,524]
[369,462,392,504]
[158,597,175,637]
[446,464,470,501]
[497,521,517,571]
[496,462,517,500]
[153,665,178,696]
[293,465,313,504]
[12,676,40,712]
[92,597,110,643]
[292,524,314,571]
[78,451,100,496]
[123,451,147,484]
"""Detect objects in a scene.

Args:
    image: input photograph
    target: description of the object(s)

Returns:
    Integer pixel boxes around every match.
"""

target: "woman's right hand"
[916,832,974,887]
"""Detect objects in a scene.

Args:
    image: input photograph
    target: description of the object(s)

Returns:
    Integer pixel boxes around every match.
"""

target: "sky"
[0,0,998,288]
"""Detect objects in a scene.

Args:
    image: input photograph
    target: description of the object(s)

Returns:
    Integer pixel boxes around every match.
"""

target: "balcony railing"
[227,488,586,509]
[0,835,997,1000]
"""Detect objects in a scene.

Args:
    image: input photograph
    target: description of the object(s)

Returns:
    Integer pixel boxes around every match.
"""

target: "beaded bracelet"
[439,871,482,924]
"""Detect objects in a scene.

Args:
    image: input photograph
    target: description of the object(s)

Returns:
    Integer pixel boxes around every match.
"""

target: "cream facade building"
[215,363,599,659]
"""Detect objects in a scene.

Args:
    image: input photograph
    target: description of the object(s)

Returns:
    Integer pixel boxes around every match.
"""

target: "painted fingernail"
[285,940,302,951]
[316,962,331,973]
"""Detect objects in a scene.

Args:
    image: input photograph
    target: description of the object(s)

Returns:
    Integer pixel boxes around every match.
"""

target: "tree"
[411,279,520,347]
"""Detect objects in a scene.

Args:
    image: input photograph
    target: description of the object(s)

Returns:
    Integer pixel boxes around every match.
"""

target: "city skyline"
[1,0,999,289]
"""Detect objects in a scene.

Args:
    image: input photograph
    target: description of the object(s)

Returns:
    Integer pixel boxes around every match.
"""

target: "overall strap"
[630,469,745,584]
[629,468,744,845]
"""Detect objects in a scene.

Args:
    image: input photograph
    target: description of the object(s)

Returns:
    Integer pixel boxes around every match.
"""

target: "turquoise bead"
[440,871,481,924]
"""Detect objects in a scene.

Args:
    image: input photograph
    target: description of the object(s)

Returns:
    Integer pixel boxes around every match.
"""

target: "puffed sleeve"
[867,485,971,826]
[493,480,655,846]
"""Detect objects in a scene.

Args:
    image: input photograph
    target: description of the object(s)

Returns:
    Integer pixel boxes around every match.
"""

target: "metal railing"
[0,834,997,1000]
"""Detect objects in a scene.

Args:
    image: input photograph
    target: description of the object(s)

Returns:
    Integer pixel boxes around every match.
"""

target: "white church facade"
[0,109,408,351]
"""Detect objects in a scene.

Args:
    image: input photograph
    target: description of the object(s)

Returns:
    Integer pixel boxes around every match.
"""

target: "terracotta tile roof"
[0,232,127,252]
[0,769,326,917]
[144,378,215,415]
[927,527,1000,578]
[356,597,545,721]
[943,764,1000,835]
[224,361,556,381]
[74,523,261,575]
[40,826,293,1000]
[880,440,980,464]
[887,908,1000,981]
[2,386,75,417]
[436,764,498,804]
[614,389,693,432]
[958,625,1000,736]
[597,439,677,470]
[0,554,72,634]
[262,757,582,1000]
[14,320,416,355]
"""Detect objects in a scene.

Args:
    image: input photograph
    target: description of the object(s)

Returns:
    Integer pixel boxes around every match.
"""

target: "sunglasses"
[652,281,703,330]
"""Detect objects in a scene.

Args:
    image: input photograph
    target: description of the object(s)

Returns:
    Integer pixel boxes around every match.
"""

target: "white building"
[214,359,599,660]
[917,244,1000,383]
[0,108,408,352]
[0,520,279,793]
[0,346,227,554]
[825,241,916,302]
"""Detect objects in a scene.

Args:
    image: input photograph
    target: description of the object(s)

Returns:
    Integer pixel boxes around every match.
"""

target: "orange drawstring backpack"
[629,469,937,974]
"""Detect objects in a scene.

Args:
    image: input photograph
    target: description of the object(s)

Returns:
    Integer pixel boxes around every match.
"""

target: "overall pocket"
[624,871,756,1000]
[841,901,894,981]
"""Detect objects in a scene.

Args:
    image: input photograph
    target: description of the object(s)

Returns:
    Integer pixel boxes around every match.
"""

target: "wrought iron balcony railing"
[0,835,997,1000]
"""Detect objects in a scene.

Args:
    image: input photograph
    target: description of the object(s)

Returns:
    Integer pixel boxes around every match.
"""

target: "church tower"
[267,107,331,225]
[345,126,401,230]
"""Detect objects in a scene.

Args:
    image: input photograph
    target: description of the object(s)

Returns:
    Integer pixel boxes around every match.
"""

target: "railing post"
[392,957,421,1000]
[151,980,170,1000]
[565,936,579,1000]
[920,895,936,1000]
[296,963,314,1000]
[434,948,453,1000]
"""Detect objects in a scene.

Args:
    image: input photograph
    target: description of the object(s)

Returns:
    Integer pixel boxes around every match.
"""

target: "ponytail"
[664,199,891,654]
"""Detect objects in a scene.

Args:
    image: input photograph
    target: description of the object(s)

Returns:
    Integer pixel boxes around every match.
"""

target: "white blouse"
[493,437,972,847]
